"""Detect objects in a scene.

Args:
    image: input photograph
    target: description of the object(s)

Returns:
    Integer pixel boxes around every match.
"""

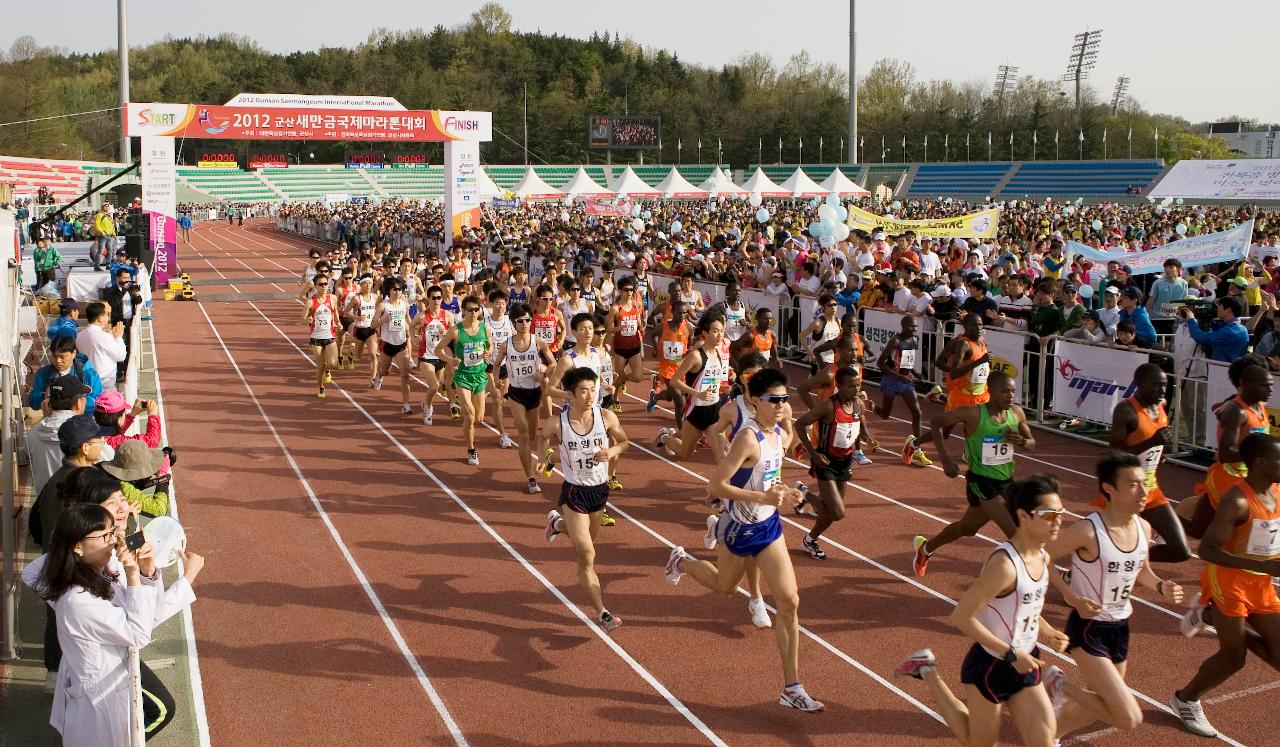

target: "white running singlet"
[1068,513,1148,622]
[559,405,609,486]
[724,421,783,525]
[380,299,409,345]
[505,337,541,389]
[977,544,1049,656]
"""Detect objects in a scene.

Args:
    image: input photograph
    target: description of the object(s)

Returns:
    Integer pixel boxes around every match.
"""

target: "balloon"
[756,207,769,223]
[670,220,682,233]
[820,234,836,248]
[891,200,902,211]
[833,223,851,241]
[944,197,954,205]
[1091,219,1103,231]
[826,193,841,207]
[808,221,825,237]
[749,192,763,207]
[1078,284,1094,300]
[631,204,642,217]
[1155,206,1165,215]
[1176,223,1187,235]
[835,205,848,222]
[632,218,644,232]
[624,228,635,239]
[817,204,837,222]
[1175,197,1184,206]
[1075,197,1084,205]
[560,210,570,222]
[642,210,652,220]
[1147,195,1156,204]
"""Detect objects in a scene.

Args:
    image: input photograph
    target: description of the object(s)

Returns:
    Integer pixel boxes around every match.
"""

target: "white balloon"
[1176,223,1188,235]
[820,234,836,248]
[670,220,682,233]
[748,192,763,207]
[835,205,848,221]
[817,204,837,222]
[1175,197,1184,206]
[826,193,841,207]
[756,207,770,223]
[833,223,851,241]
[1078,284,1095,299]
[560,211,570,222]
[632,218,644,231]
[1091,219,1103,231]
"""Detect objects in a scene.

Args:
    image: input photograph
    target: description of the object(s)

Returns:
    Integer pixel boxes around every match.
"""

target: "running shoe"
[541,447,556,477]
[698,434,710,449]
[802,535,827,560]
[498,433,516,449]
[597,610,621,633]
[913,449,934,467]
[663,545,686,586]
[600,510,616,527]
[372,376,383,390]
[422,404,433,425]
[610,401,623,413]
[526,477,541,494]
[316,388,326,399]
[607,476,624,490]
[466,448,479,466]
[1043,665,1067,715]
[912,535,930,577]
[703,514,719,550]
[901,436,916,466]
[1180,599,1215,638]
[924,385,945,403]
[853,450,872,465]
[450,404,461,420]
[1170,693,1218,737]
[748,597,772,629]
[893,648,937,680]
[646,389,659,413]
[654,427,674,449]
[401,402,413,415]
[545,509,562,542]
[323,371,333,385]
[778,684,824,713]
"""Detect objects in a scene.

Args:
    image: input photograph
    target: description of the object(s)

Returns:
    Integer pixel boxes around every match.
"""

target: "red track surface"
[155,220,1275,746]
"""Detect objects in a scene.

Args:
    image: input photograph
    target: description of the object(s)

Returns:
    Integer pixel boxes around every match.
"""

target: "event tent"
[819,169,871,196]
[510,167,562,200]
[779,167,828,198]
[740,167,788,197]
[609,166,662,198]
[558,167,614,198]
[476,168,502,201]
[699,167,748,196]
[653,167,707,198]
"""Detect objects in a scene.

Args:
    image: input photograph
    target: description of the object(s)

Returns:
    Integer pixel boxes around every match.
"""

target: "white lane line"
[192,230,290,293]
[1206,678,1280,705]
[146,319,213,747]
[196,303,470,747]
[237,301,728,747]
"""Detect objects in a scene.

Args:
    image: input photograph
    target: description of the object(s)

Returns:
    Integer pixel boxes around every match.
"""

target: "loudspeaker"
[125,207,155,271]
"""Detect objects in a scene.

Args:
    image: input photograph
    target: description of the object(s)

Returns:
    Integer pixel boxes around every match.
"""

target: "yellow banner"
[847,206,1001,240]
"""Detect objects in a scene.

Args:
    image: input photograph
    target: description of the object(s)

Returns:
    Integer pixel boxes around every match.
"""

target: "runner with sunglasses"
[606,278,646,413]
[896,476,1071,747]
[436,295,493,465]
[303,274,340,400]
[483,289,516,449]
[345,275,381,385]
[411,285,454,425]
[663,367,822,712]
[497,302,556,494]
[655,311,728,460]
[371,280,414,414]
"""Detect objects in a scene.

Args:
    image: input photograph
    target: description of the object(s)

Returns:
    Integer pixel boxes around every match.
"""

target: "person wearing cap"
[1063,310,1109,344]
[94,389,162,456]
[75,301,127,391]
[31,414,114,546]
[1059,284,1086,332]
[91,204,115,272]
[1117,286,1157,348]
[29,375,91,494]
[1179,296,1250,363]
[1097,286,1123,337]
[100,439,170,518]
[30,334,103,415]
[47,297,81,342]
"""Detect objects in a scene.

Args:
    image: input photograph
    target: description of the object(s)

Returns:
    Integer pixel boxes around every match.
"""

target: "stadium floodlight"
[1111,75,1130,115]
[1062,29,1102,128]
[994,64,1019,123]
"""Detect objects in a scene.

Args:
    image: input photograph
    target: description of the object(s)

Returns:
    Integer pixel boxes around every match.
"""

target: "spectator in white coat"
[75,302,127,391]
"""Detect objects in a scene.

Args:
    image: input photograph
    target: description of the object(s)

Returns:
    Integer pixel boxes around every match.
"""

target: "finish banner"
[125,103,492,143]
[846,206,1001,240]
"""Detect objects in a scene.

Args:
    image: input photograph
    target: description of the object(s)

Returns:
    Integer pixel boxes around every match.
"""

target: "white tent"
[699,167,747,196]
[558,167,614,198]
[510,167,562,200]
[476,168,502,201]
[819,168,870,196]
[609,166,662,198]
[654,167,707,198]
[740,167,788,197]
[779,167,828,197]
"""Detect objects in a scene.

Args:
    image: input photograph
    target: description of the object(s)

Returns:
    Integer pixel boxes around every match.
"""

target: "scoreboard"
[247,150,288,169]
[344,150,386,169]
[197,151,239,169]
[390,152,429,169]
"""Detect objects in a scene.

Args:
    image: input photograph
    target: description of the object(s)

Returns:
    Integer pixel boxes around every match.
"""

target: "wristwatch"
[1001,646,1018,665]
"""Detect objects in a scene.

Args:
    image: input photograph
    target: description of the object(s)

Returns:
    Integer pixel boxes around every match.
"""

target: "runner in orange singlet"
[942,314,991,412]
[647,297,691,421]
[606,277,646,411]
[731,308,782,369]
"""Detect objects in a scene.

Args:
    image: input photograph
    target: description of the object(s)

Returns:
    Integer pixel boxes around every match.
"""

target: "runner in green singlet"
[911,371,1036,577]
[436,295,492,466]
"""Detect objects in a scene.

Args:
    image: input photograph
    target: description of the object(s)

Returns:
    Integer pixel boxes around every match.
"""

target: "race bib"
[970,361,990,385]
[1138,446,1162,487]
[981,436,1013,466]
[899,348,918,371]
[1246,518,1280,557]
[663,340,685,361]
[832,420,860,450]
[1011,613,1039,650]
[1103,579,1136,615]
[463,342,485,367]
[762,461,781,490]
[535,326,555,342]
[620,318,638,337]
[390,312,405,329]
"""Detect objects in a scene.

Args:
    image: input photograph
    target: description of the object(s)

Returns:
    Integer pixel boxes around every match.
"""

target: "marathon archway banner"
[846,206,1001,240]
[125,103,492,143]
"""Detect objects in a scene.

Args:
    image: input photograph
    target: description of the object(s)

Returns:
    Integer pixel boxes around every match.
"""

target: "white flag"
[678,138,682,151]
[924,134,928,146]
[987,132,992,145]
[820,136,824,148]
[1032,130,1038,144]
[1079,130,1084,142]
[1054,130,1059,144]
[902,135,907,148]
[1102,128,1107,143]
[697,139,701,149]
[1127,128,1132,142]
[944,133,949,148]
[1009,132,1014,145]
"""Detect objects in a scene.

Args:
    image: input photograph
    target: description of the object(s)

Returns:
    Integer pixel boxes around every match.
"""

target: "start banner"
[1050,339,1146,423]
[847,206,1001,240]
[1203,360,1280,448]
[125,103,492,143]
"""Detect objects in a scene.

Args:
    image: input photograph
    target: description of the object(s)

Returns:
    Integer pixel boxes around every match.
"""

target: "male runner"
[1171,434,1280,737]
[436,295,492,465]
[303,274,339,399]
[606,277,646,412]
[793,366,877,560]
[913,371,1034,577]
[876,315,931,466]
[896,476,1071,747]
[544,367,630,632]
[496,302,555,494]
[411,285,453,424]
[372,280,414,413]
[345,275,381,384]
[729,307,780,368]
[484,289,516,448]
[656,312,728,460]
[799,294,842,374]
[646,296,690,418]
[663,367,823,712]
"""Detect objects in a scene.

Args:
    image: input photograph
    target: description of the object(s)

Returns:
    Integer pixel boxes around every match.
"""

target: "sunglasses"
[539,296,554,302]
[464,307,481,313]
[428,294,443,300]
[1030,508,1066,521]
[514,317,532,324]
[760,394,790,405]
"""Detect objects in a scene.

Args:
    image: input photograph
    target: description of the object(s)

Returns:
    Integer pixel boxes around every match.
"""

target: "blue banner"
[1065,220,1254,275]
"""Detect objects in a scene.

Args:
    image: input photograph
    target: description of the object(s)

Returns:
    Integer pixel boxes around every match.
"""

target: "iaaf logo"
[136,108,177,127]
[443,116,480,131]
[1058,358,1135,405]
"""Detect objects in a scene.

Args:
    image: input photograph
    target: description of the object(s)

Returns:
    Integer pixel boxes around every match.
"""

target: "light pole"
[848,0,857,164]
[117,0,131,163]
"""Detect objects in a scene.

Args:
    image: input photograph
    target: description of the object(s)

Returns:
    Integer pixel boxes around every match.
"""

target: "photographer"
[101,440,171,519]
[101,267,142,384]
[93,390,163,454]
[1179,296,1249,363]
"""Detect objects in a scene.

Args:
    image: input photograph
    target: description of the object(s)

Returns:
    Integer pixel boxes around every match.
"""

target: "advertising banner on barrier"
[1065,220,1254,275]
[1051,340,1146,423]
[1149,159,1280,200]
[847,206,1001,240]
[1204,361,1280,448]
[125,103,492,143]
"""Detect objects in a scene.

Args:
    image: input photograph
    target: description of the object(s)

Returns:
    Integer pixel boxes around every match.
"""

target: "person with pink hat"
[92,389,162,456]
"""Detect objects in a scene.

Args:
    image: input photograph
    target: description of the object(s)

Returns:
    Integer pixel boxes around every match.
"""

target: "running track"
[154,219,1277,746]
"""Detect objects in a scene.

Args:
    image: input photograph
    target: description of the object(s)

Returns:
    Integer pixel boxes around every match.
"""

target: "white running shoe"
[372,376,383,391]
[597,610,621,633]
[498,433,516,449]
[703,514,719,550]
[422,403,433,425]
[526,477,541,495]
[654,426,674,449]
[1170,693,1218,737]
[466,449,479,466]
[748,597,772,629]
[663,546,686,586]
[545,510,562,542]
[401,402,413,415]
[893,648,937,680]
[1180,598,1215,638]
[1042,665,1067,715]
[779,684,824,713]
